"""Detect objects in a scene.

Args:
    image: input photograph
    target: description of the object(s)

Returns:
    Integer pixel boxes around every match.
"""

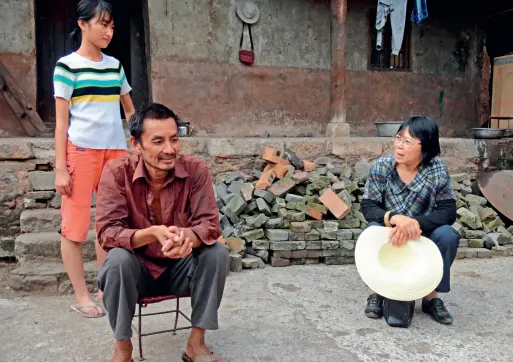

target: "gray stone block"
[242,258,259,269]
[229,253,243,272]
[254,189,275,204]
[340,239,355,251]
[266,229,289,241]
[307,250,323,258]
[306,240,322,250]
[271,257,290,267]
[270,241,304,251]
[290,221,311,233]
[320,230,337,240]
[28,171,55,191]
[253,240,270,250]
[285,194,305,203]
[246,214,269,228]
[322,240,339,249]
[338,218,360,229]
[242,229,265,241]
[305,229,320,241]
[337,230,353,241]
[323,221,339,232]
[265,218,283,229]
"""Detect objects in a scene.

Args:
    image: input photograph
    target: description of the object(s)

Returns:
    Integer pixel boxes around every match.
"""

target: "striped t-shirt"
[53,52,131,150]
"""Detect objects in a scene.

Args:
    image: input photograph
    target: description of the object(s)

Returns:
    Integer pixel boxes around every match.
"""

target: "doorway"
[35,0,150,124]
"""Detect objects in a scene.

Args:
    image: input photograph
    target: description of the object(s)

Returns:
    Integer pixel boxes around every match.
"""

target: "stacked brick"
[215,148,369,270]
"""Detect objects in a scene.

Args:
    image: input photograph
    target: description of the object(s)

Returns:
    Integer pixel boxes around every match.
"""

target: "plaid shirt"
[362,155,455,217]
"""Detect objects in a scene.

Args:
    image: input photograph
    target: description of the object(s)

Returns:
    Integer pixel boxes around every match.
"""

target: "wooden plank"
[0,76,38,136]
[0,60,47,135]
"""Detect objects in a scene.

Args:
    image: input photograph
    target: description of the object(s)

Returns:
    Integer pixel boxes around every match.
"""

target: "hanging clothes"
[411,0,428,25]
[375,0,408,56]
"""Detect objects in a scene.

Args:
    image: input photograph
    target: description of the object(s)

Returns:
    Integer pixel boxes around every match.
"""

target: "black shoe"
[422,298,453,324]
[365,293,384,319]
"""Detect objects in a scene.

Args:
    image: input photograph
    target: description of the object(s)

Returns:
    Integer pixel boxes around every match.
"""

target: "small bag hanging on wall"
[239,23,255,65]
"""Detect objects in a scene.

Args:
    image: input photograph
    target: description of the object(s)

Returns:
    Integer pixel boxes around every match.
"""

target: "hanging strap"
[239,23,253,51]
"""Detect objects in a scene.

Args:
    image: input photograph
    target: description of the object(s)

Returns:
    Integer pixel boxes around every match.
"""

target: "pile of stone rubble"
[451,173,513,256]
[215,147,512,272]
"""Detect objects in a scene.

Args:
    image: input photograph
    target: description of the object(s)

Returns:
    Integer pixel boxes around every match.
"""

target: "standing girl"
[53,0,135,317]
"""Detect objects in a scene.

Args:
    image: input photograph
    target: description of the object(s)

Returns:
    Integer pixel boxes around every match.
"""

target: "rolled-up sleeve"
[188,162,221,245]
[95,163,137,252]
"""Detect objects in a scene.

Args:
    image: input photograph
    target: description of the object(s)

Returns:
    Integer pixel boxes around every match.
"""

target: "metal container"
[471,128,505,139]
[478,170,513,222]
[375,122,403,137]
[178,122,192,137]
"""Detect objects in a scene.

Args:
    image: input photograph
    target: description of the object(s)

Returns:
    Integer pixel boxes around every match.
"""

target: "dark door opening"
[35,0,150,125]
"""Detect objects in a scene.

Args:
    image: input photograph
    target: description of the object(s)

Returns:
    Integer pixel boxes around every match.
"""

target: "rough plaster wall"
[148,0,332,137]
[345,0,479,136]
[148,0,331,69]
[0,0,36,137]
[0,0,35,54]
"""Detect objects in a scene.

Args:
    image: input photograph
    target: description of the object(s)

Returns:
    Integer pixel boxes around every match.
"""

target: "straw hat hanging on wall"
[237,0,260,24]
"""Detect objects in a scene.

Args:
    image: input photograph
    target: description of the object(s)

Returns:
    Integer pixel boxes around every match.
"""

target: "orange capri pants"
[60,141,127,242]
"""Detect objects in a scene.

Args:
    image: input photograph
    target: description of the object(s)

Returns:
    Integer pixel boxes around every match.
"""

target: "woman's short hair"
[397,116,441,165]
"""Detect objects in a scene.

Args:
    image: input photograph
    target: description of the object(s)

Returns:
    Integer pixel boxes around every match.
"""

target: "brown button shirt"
[95,153,221,279]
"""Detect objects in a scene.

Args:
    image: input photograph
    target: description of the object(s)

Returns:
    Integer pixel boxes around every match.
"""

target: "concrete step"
[20,208,96,233]
[9,259,98,295]
[15,231,97,262]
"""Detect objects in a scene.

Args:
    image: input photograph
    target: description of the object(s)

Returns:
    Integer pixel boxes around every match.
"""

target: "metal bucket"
[375,122,403,137]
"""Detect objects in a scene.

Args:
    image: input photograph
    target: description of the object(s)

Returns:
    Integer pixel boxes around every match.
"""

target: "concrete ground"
[1,257,513,362]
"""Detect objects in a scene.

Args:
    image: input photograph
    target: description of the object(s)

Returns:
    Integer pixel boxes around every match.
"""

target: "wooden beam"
[0,60,47,136]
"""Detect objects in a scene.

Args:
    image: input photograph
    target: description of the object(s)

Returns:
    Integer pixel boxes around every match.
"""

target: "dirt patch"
[272,283,301,292]
[355,328,379,337]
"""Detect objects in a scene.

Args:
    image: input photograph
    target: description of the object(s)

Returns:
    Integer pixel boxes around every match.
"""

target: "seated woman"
[361,116,459,325]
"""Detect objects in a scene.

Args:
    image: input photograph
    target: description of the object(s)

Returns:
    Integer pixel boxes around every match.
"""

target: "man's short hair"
[129,103,181,142]
[397,116,441,166]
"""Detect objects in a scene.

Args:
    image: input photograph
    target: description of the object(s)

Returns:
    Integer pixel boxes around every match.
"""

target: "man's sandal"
[182,352,225,362]
[70,304,105,318]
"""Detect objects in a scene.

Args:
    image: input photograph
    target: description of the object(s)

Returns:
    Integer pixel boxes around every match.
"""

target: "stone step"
[9,259,98,295]
[15,231,97,261]
[20,208,96,233]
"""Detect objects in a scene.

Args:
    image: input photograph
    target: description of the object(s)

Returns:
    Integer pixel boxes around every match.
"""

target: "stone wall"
[1,136,512,259]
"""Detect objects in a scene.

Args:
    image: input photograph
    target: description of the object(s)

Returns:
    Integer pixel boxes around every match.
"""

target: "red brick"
[255,169,276,190]
[303,161,317,171]
[291,250,308,258]
[303,206,323,221]
[262,147,289,166]
[273,251,292,258]
[264,163,289,179]
[215,153,228,164]
[268,177,296,197]
[291,171,308,184]
[319,188,350,219]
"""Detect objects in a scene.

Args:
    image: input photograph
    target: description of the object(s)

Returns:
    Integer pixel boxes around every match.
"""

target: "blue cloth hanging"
[411,0,428,25]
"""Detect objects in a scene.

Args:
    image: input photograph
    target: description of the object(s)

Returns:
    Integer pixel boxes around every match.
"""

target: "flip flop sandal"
[182,352,225,362]
[70,304,105,318]
[93,293,104,305]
